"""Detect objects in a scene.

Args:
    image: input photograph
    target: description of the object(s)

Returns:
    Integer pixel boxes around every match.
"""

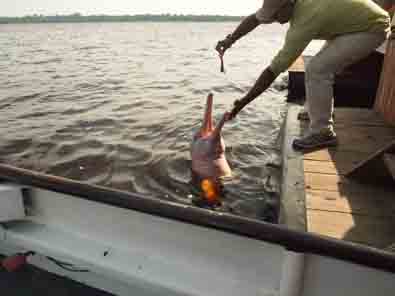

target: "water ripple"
[29,58,63,65]
[0,22,289,222]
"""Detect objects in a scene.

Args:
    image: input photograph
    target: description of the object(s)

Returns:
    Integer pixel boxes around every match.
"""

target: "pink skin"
[191,93,232,180]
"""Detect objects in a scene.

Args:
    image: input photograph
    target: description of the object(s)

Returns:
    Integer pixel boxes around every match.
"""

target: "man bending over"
[217,0,391,151]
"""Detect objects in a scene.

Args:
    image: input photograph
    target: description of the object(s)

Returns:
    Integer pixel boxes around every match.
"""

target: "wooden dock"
[282,106,395,250]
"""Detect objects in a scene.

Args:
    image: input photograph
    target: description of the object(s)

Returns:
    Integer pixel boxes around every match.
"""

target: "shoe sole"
[292,139,338,151]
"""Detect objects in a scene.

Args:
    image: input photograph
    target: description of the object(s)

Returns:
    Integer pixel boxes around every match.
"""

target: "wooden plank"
[335,125,395,138]
[305,135,393,154]
[375,37,395,126]
[383,153,395,180]
[332,108,387,127]
[300,107,395,251]
[288,56,305,72]
[304,159,354,175]
[306,189,395,218]
[305,172,394,195]
[304,149,369,163]
[288,56,312,73]
[305,172,358,192]
[307,210,395,248]
[334,126,395,154]
[346,140,395,185]
[286,109,392,138]
[298,125,395,154]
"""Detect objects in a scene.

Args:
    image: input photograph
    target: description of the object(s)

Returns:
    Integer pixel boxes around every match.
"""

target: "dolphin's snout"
[201,93,214,136]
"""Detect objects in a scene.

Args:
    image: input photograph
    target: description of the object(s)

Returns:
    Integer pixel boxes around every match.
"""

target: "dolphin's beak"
[201,93,213,135]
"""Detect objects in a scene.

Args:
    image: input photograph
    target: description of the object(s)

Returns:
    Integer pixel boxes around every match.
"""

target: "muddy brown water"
[0,22,323,221]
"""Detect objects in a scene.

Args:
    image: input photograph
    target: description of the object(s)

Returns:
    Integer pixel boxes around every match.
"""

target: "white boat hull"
[0,164,394,295]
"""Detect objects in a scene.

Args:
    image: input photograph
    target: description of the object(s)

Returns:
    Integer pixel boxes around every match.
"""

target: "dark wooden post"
[375,16,395,125]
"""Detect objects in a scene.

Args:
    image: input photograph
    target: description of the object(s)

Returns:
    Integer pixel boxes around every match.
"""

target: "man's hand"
[228,99,244,120]
[215,34,234,55]
[227,67,277,121]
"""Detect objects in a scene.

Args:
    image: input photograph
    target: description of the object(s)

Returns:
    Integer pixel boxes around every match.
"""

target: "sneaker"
[297,111,335,121]
[292,129,338,151]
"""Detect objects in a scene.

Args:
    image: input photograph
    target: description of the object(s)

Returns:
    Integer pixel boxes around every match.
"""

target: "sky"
[1,0,263,17]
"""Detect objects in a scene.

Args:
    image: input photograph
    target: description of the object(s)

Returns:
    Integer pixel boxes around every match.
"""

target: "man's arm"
[229,26,314,119]
[216,14,260,53]
[229,14,261,43]
[230,67,277,119]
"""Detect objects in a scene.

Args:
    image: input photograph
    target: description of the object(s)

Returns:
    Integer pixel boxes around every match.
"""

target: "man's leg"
[306,31,386,133]
[298,42,329,121]
[294,31,387,150]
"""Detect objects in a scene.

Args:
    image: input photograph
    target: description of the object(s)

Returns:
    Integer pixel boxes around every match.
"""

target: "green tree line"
[0,13,243,24]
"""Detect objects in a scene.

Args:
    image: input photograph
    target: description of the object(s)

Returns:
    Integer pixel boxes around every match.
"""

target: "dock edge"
[279,104,307,231]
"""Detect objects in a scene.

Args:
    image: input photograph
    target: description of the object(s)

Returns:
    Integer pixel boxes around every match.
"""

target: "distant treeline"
[0,13,243,24]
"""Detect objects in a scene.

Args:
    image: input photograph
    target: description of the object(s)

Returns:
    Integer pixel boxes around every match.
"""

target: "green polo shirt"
[270,0,391,76]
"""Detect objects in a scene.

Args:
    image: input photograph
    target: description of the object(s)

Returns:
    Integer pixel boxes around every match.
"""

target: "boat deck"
[284,106,395,250]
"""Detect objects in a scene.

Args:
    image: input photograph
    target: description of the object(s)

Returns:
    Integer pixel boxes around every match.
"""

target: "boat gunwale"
[0,163,395,274]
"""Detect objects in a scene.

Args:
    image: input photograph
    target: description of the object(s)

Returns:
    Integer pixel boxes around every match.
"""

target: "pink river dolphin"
[190,93,232,203]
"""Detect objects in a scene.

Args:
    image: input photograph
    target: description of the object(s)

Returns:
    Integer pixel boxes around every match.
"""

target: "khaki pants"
[305,31,387,134]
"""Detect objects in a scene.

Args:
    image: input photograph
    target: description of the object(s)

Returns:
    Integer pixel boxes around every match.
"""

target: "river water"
[0,22,321,221]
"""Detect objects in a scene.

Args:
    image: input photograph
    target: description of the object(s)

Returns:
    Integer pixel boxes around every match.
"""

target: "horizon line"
[0,13,245,18]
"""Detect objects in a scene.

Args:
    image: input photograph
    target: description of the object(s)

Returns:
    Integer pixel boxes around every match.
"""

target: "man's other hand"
[228,99,244,120]
[215,34,234,55]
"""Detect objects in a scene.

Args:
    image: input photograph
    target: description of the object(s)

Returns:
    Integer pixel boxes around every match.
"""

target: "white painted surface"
[302,254,395,296]
[0,183,25,222]
[1,185,395,296]
[1,187,284,296]
[279,251,305,296]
